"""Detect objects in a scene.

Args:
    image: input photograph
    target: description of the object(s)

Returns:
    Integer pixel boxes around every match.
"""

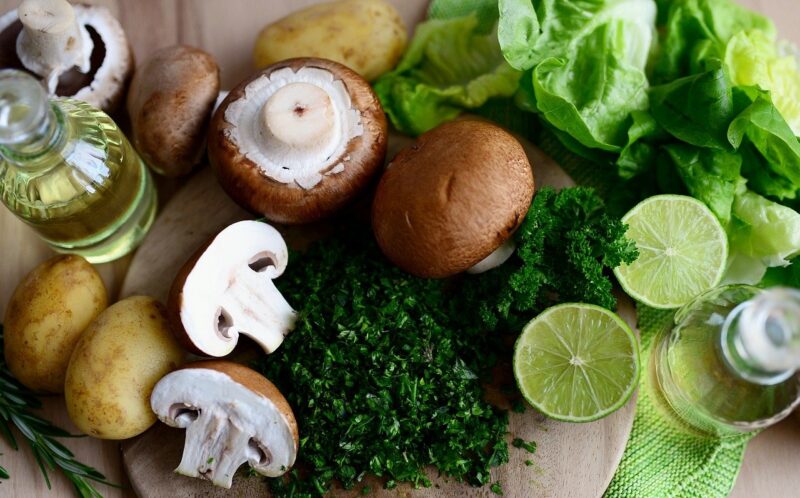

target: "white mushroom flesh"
[224,66,364,189]
[180,221,296,357]
[467,238,517,274]
[15,0,93,93]
[151,368,297,488]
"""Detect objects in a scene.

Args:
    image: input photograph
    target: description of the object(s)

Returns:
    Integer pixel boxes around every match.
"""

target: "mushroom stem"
[467,238,517,274]
[217,264,296,353]
[176,406,250,488]
[261,81,336,149]
[16,0,92,93]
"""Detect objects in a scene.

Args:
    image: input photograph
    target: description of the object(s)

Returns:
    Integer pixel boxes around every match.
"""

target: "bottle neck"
[722,287,800,385]
[0,103,64,164]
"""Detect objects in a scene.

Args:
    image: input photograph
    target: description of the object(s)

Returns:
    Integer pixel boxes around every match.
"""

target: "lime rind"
[614,195,728,309]
[513,303,640,423]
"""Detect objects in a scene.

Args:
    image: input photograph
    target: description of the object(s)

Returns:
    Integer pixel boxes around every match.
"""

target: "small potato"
[65,296,184,440]
[3,255,107,393]
[253,0,407,81]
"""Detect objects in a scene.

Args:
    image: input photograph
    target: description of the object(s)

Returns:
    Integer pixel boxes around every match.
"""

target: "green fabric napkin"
[422,1,755,496]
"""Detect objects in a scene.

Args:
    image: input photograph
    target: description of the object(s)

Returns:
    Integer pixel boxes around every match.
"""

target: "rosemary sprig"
[0,325,118,497]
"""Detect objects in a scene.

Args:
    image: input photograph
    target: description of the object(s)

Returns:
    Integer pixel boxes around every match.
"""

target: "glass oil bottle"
[651,285,800,437]
[0,69,156,263]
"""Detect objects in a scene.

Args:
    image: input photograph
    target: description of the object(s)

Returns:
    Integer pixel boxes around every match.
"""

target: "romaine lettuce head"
[725,30,800,137]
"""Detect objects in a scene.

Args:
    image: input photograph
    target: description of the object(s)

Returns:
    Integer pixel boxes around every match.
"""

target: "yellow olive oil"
[0,70,156,262]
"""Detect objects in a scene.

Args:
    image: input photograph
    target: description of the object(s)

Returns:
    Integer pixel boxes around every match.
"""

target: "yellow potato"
[65,296,184,440]
[3,255,107,393]
[253,0,407,81]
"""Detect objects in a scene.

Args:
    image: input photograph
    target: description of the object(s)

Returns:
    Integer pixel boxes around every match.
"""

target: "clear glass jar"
[0,69,156,263]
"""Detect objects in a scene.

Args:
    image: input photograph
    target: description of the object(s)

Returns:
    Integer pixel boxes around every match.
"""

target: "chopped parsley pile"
[256,187,637,496]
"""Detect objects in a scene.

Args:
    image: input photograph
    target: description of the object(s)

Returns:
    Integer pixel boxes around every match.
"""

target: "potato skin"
[253,0,407,81]
[65,296,184,440]
[3,255,107,393]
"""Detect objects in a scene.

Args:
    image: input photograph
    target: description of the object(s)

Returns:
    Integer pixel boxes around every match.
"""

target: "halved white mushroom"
[0,0,133,112]
[151,360,299,488]
[167,220,296,357]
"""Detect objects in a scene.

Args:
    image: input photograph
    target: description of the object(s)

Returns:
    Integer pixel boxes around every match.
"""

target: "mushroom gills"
[223,66,363,189]
[151,367,298,488]
[467,238,517,274]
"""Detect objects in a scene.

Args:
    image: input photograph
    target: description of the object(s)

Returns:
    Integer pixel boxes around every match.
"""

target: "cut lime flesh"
[614,195,728,309]
[513,303,640,423]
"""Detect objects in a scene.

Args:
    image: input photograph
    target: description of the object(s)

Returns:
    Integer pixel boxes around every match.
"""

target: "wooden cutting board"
[118,134,638,498]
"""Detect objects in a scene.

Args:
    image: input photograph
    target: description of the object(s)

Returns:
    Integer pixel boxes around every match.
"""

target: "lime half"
[614,195,728,309]
[513,304,640,423]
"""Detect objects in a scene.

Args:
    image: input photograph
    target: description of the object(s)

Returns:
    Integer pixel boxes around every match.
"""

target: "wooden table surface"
[0,0,798,497]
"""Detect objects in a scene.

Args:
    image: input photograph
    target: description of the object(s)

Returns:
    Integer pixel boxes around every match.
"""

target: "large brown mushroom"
[151,360,299,488]
[372,119,535,278]
[0,0,133,112]
[127,45,221,177]
[208,57,387,224]
[168,220,296,358]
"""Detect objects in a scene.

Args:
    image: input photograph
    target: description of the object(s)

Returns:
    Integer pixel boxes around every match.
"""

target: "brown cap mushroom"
[0,0,133,112]
[150,360,299,488]
[168,220,296,357]
[371,119,535,278]
[127,45,221,177]
[208,57,388,224]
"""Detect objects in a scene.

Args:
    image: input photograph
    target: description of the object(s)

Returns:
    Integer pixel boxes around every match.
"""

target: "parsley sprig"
[0,325,119,497]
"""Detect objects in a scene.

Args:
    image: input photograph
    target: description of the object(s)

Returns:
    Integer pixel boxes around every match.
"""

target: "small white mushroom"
[167,220,296,357]
[151,361,299,489]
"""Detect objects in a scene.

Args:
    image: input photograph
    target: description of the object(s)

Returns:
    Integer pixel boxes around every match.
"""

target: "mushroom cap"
[127,45,220,177]
[167,220,296,357]
[0,4,132,112]
[371,119,534,278]
[208,57,388,225]
[150,360,298,483]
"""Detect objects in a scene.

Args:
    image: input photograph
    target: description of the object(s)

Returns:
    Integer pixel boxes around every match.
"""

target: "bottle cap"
[0,69,49,145]
[739,287,800,372]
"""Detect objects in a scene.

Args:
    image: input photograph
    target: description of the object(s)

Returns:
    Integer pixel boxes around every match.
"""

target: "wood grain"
[0,0,797,497]
[117,135,637,498]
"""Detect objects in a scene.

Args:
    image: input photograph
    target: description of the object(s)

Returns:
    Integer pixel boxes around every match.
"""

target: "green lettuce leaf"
[616,110,662,179]
[725,30,800,136]
[728,90,800,200]
[498,0,656,72]
[650,66,735,150]
[374,14,521,135]
[725,184,800,284]
[760,259,800,288]
[655,0,775,81]
[499,0,656,151]
[663,143,741,224]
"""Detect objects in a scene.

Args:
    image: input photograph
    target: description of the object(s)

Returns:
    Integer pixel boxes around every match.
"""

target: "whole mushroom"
[127,45,221,177]
[372,119,535,278]
[151,360,299,488]
[0,0,133,112]
[168,220,296,357]
[209,57,388,224]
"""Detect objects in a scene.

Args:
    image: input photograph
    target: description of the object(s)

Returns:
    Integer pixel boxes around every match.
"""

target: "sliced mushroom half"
[168,220,296,357]
[0,0,133,112]
[209,57,388,224]
[151,360,299,488]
